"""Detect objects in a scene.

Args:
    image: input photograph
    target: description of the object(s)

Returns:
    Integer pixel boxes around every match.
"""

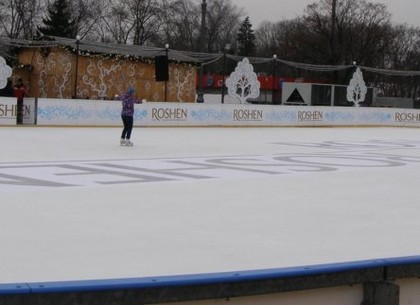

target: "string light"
[0,36,419,75]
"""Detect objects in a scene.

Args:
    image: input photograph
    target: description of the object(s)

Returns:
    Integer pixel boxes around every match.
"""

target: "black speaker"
[155,55,169,81]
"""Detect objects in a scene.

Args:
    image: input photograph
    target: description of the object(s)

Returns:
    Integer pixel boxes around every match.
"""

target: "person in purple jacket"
[119,87,145,146]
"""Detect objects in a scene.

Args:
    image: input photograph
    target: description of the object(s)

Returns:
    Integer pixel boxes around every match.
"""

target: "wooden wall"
[16,47,197,102]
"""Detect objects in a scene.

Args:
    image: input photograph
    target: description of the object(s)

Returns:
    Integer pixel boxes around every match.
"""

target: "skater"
[119,86,145,146]
[13,77,28,124]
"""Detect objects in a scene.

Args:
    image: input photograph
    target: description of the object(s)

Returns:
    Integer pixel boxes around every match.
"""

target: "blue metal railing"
[1,255,420,295]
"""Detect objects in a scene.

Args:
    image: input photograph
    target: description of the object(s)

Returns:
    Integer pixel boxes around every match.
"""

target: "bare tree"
[100,2,132,43]
[158,0,201,51]
[254,21,278,57]
[70,0,108,39]
[387,25,420,70]
[375,24,420,97]
[0,0,21,38]
[157,0,242,52]
[255,20,303,58]
[205,0,243,53]
[0,0,44,38]
[129,0,162,45]
[301,0,393,66]
[21,0,44,38]
[98,0,163,45]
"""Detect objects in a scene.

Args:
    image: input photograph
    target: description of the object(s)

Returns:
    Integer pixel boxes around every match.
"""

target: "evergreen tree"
[237,16,256,57]
[38,0,77,38]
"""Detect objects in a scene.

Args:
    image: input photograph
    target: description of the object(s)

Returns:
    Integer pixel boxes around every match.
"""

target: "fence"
[2,97,420,127]
[196,53,420,106]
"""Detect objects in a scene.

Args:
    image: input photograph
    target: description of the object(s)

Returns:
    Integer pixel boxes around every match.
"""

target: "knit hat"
[127,87,135,94]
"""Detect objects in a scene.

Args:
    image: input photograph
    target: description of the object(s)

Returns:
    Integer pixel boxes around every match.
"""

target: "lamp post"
[165,44,169,102]
[73,35,81,99]
[331,0,337,56]
[196,0,207,103]
[272,54,277,104]
[221,43,230,104]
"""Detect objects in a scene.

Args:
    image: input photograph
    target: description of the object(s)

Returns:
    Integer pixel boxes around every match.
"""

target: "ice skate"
[125,139,134,146]
[120,138,126,146]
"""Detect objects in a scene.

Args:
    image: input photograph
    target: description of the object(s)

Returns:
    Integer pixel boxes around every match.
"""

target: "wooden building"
[5,37,200,102]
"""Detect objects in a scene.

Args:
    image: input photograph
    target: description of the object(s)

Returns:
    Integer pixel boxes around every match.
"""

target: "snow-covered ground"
[1,126,420,284]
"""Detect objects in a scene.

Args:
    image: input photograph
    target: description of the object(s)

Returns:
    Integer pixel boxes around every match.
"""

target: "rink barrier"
[2,97,420,127]
[1,255,420,304]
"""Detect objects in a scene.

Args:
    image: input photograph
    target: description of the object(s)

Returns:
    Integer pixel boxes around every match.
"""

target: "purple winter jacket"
[121,93,142,117]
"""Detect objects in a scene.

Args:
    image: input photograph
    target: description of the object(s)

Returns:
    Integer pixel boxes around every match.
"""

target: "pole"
[196,0,207,103]
[331,0,338,81]
[331,0,337,50]
[272,54,277,104]
[73,35,81,99]
[165,44,169,102]
[221,43,230,104]
[221,51,226,104]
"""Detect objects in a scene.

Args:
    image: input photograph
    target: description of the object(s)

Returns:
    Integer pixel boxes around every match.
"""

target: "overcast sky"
[231,0,420,28]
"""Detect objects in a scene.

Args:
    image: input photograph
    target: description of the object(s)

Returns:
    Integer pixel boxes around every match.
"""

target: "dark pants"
[121,115,133,139]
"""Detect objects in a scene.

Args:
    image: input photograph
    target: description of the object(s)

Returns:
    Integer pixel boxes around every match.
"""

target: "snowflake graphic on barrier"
[0,56,12,89]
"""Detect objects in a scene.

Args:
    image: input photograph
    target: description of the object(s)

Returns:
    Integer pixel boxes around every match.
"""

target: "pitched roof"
[0,36,221,65]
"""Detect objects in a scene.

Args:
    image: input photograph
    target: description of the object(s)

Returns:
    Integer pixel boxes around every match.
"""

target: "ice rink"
[1,126,420,284]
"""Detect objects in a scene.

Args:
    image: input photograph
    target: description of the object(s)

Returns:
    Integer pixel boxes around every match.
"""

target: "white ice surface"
[1,126,420,283]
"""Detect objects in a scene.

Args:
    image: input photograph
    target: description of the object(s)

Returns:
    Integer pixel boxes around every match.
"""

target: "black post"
[165,44,169,102]
[221,43,230,104]
[331,0,338,82]
[196,0,207,103]
[272,54,277,104]
[331,0,337,55]
[73,35,81,99]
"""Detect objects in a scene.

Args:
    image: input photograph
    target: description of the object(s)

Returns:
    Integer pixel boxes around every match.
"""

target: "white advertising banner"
[23,98,37,125]
[37,98,124,126]
[35,98,420,128]
[0,97,38,125]
[0,97,17,125]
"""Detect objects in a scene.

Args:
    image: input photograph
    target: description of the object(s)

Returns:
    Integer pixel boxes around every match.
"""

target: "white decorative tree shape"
[347,68,367,107]
[0,56,12,89]
[226,58,260,103]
